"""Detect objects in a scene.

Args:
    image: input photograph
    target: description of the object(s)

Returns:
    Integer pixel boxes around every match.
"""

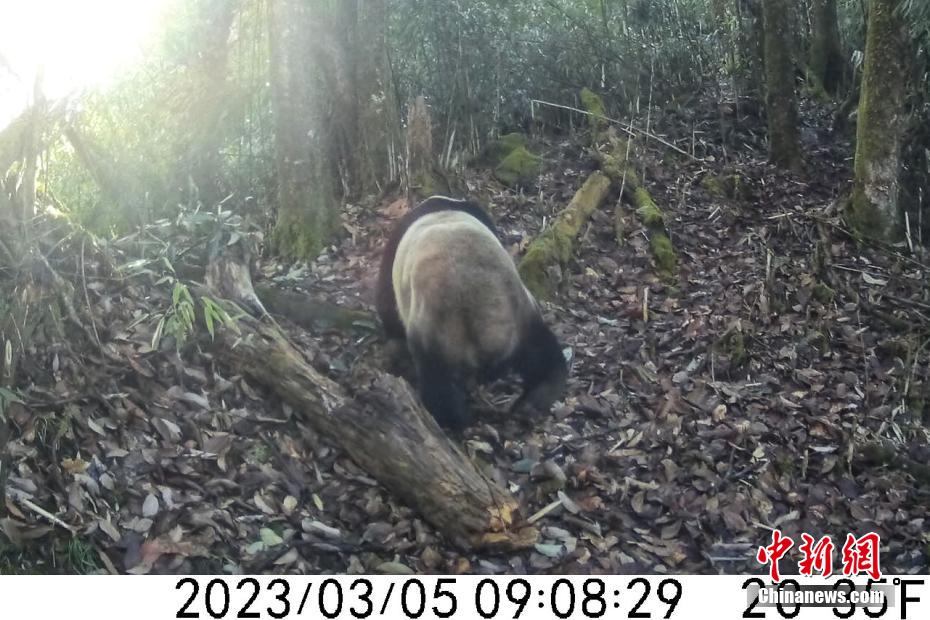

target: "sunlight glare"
[0,0,169,127]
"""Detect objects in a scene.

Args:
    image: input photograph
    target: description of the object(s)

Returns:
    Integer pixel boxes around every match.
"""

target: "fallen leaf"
[142,493,159,518]
[260,528,284,547]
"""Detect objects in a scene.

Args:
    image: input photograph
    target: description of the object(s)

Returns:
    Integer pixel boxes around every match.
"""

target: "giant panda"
[375,196,568,430]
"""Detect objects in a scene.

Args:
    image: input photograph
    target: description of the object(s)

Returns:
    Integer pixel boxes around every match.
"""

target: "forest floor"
[2,91,929,575]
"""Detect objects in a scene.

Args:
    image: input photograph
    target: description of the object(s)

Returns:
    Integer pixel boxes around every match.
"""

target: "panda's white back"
[392,210,536,371]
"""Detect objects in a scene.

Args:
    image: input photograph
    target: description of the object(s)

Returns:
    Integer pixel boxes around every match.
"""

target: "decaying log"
[596,128,678,278]
[254,283,375,333]
[204,233,268,319]
[517,171,613,299]
[210,313,537,550]
[203,240,536,550]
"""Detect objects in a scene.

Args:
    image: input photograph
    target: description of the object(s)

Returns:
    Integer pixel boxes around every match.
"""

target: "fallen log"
[253,283,376,334]
[517,171,613,299]
[596,128,678,279]
[209,312,536,550]
[202,237,536,550]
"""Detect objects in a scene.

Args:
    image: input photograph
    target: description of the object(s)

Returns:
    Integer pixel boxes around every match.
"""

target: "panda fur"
[375,196,567,429]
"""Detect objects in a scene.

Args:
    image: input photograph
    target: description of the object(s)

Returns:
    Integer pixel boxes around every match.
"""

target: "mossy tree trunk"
[268,0,338,260]
[849,0,909,240]
[405,95,449,204]
[808,0,845,96]
[328,0,400,199]
[762,0,802,171]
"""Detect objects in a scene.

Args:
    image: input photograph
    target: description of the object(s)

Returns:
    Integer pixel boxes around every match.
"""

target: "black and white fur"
[375,196,567,429]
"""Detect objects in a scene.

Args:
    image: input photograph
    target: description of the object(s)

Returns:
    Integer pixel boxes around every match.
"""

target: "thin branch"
[529,98,702,161]
[80,237,101,346]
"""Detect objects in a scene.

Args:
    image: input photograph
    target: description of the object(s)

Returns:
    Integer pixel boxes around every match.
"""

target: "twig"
[882,292,930,313]
[529,98,702,162]
[18,496,77,533]
[903,337,930,417]
[526,499,562,525]
[81,237,101,346]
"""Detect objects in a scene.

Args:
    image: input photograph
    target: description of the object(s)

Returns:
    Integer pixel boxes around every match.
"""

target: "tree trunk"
[809,0,845,96]
[405,95,449,204]
[64,124,131,217]
[848,0,909,239]
[329,0,401,198]
[180,0,239,210]
[736,0,766,95]
[761,0,802,171]
[268,0,338,259]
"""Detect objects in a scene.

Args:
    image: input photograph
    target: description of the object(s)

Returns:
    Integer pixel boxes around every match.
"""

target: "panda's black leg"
[410,339,472,430]
[510,319,568,415]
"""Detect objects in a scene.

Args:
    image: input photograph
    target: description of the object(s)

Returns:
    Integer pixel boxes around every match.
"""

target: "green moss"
[271,200,336,261]
[716,327,747,367]
[518,244,556,300]
[410,167,450,198]
[598,153,624,181]
[812,282,835,304]
[847,0,907,240]
[518,224,575,299]
[517,172,612,299]
[482,132,527,164]
[498,132,526,153]
[650,232,677,277]
[613,206,626,246]
[494,146,543,187]
[846,189,886,239]
[635,191,664,227]
[700,173,747,200]
[805,72,832,104]
[580,87,607,134]
[246,442,273,465]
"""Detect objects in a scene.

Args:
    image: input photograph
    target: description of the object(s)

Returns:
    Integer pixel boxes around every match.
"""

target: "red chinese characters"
[798,534,834,578]
[756,530,794,582]
[757,530,882,582]
[841,532,882,580]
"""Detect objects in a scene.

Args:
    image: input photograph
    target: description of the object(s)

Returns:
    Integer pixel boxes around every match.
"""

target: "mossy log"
[595,132,677,278]
[203,252,535,550]
[517,171,613,299]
